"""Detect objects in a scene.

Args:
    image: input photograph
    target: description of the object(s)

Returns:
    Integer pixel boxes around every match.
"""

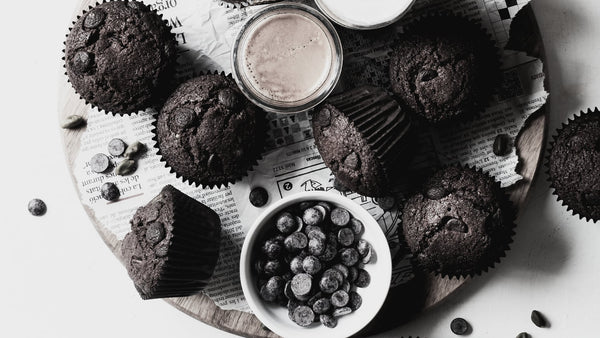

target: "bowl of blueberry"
[239,191,392,337]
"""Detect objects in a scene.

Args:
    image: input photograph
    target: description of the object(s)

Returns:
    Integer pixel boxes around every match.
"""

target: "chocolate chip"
[72,51,94,74]
[314,108,331,127]
[218,88,241,110]
[90,153,111,173]
[355,269,370,288]
[292,305,315,327]
[108,138,127,156]
[115,159,137,176]
[320,314,337,328]
[516,333,531,338]
[145,222,165,245]
[531,310,548,328]
[124,141,146,159]
[493,134,512,156]
[207,154,222,174]
[443,217,468,233]
[61,115,86,129]
[418,69,438,82]
[249,187,269,207]
[291,273,312,297]
[83,9,106,29]
[276,211,297,234]
[284,232,308,252]
[425,186,447,200]
[331,208,351,227]
[331,290,349,308]
[173,108,195,129]
[28,199,46,216]
[450,317,470,335]
[100,182,120,201]
[343,152,359,170]
[375,196,395,211]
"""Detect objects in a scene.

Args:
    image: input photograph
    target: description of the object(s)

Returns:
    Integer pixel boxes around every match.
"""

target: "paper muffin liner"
[314,86,415,197]
[218,0,282,9]
[391,13,502,125]
[62,0,178,116]
[122,185,222,300]
[546,107,600,223]
[401,165,516,279]
[152,71,268,189]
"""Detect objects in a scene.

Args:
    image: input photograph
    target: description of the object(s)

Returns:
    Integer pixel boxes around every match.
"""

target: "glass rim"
[314,0,417,30]
[231,2,343,114]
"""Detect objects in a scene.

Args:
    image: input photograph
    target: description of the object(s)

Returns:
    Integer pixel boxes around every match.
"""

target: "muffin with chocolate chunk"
[389,15,500,123]
[154,73,267,188]
[548,108,600,222]
[402,166,515,277]
[312,86,414,197]
[121,185,221,299]
[64,0,177,115]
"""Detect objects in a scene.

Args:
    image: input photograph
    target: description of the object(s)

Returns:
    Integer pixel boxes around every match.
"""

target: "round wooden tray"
[59,2,548,337]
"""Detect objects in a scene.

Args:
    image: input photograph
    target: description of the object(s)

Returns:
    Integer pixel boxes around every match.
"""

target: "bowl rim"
[314,0,417,30]
[239,191,392,337]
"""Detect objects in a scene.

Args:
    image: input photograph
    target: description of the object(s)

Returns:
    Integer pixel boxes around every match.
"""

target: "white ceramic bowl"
[240,191,392,338]
[314,0,416,30]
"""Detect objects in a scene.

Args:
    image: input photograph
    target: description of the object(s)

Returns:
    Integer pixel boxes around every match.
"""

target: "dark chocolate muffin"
[312,86,413,197]
[548,108,600,222]
[402,166,515,277]
[155,73,267,188]
[64,0,177,115]
[121,185,221,300]
[389,15,500,123]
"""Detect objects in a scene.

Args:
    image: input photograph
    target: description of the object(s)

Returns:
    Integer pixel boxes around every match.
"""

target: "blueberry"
[101,182,120,201]
[450,317,470,335]
[303,207,324,226]
[262,238,283,259]
[330,208,350,226]
[312,298,331,314]
[292,305,315,327]
[340,248,359,266]
[319,275,339,294]
[276,211,297,234]
[284,232,308,252]
[265,276,285,298]
[320,314,337,328]
[290,256,305,275]
[332,307,352,317]
[27,199,46,216]
[330,290,349,308]
[308,238,325,256]
[302,256,322,275]
[264,260,283,276]
[249,187,269,207]
[348,291,362,311]
[355,269,371,288]
[349,218,363,235]
[337,228,355,247]
[319,243,337,262]
[291,273,313,297]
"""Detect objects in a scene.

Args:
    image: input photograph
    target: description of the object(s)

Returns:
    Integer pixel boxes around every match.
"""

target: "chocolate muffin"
[121,185,221,299]
[548,108,600,222]
[312,86,413,197]
[64,0,177,115]
[389,15,500,123]
[155,73,267,188]
[402,166,515,277]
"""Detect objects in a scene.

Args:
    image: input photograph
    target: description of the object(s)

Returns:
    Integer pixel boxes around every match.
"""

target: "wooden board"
[58,2,548,337]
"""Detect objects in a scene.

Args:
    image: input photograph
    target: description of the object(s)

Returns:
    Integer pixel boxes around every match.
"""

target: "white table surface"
[3,0,599,337]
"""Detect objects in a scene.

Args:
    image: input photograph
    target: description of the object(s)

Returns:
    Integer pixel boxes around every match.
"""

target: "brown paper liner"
[546,107,600,223]
[62,0,178,116]
[151,71,268,189]
[391,13,502,125]
[124,185,222,300]
[401,165,516,279]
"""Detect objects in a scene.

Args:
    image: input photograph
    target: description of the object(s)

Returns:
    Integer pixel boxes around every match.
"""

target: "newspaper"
[72,0,548,312]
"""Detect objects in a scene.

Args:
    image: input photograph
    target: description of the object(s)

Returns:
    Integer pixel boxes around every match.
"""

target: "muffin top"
[389,16,499,123]
[402,166,514,277]
[64,0,177,115]
[312,87,412,197]
[548,109,600,222]
[155,74,266,188]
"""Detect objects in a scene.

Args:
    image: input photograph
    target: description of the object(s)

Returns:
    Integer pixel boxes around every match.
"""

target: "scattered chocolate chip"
[155,242,169,257]
[425,186,447,200]
[314,108,331,127]
[115,159,137,176]
[90,153,111,173]
[493,133,512,156]
[100,182,120,201]
[72,51,94,74]
[145,222,165,245]
[61,114,86,129]
[516,333,531,338]
[83,9,106,29]
[108,138,127,156]
[218,88,241,110]
[450,317,470,335]
[418,68,438,82]
[124,141,146,159]
[333,177,350,192]
[249,187,269,207]
[343,152,359,170]
[376,196,396,211]
[28,199,46,216]
[173,108,195,129]
[531,310,547,328]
